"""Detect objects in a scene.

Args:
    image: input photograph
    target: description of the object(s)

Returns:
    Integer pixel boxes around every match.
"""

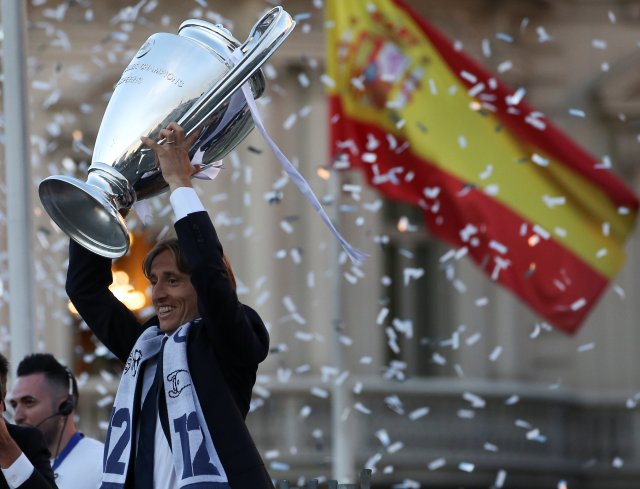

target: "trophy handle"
[175,7,295,142]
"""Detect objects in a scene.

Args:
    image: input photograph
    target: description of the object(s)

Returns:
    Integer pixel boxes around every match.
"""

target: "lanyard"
[52,431,84,471]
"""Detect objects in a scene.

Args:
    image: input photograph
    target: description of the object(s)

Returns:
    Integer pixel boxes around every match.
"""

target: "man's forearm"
[0,438,34,489]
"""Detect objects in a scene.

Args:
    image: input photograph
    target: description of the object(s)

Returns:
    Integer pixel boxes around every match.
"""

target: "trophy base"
[38,175,130,259]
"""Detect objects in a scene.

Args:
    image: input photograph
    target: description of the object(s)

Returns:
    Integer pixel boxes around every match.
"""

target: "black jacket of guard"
[66,211,273,489]
[1,421,57,489]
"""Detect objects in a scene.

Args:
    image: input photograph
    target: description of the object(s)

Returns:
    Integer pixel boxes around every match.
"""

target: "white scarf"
[100,321,231,489]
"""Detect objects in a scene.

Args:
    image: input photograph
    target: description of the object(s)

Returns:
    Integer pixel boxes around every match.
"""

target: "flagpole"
[2,0,36,368]
[329,168,354,483]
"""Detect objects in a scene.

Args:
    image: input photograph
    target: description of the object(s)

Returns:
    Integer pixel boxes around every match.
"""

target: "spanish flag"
[325,0,638,333]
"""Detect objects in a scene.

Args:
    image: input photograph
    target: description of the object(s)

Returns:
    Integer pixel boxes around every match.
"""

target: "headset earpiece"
[58,367,75,417]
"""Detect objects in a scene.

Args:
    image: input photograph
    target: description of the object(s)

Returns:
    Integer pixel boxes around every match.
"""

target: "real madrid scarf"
[100,321,231,488]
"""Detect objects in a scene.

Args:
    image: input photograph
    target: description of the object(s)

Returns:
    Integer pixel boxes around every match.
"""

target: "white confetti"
[489,346,503,362]
[507,88,527,107]
[489,240,507,254]
[283,113,297,130]
[310,387,329,398]
[532,153,549,167]
[543,195,566,208]
[392,318,413,339]
[568,108,586,118]
[577,342,595,352]
[554,227,567,238]
[362,152,377,163]
[592,39,607,49]
[280,220,294,234]
[595,154,612,169]
[320,74,335,88]
[570,298,587,311]
[482,38,492,57]
[270,461,290,471]
[526,112,546,130]
[297,72,310,87]
[466,332,481,345]
[428,78,438,94]
[428,458,446,471]
[408,407,429,420]
[532,224,550,240]
[484,442,498,452]
[432,353,446,366]
[463,392,486,408]
[479,164,493,180]
[497,60,513,73]
[403,267,424,285]
[484,184,499,196]
[536,26,552,42]
[354,402,372,414]
[468,82,485,97]
[387,441,404,453]
[505,395,520,405]
[265,449,280,459]
[96,395,114,408]
[460,71,477,83]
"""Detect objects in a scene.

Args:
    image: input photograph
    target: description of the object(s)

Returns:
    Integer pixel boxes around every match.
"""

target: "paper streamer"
[230,48,367,265]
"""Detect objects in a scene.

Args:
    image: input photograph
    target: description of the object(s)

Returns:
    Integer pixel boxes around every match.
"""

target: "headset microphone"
[35,366,76,427]
[58,367,75,417]
[35,411,63,428]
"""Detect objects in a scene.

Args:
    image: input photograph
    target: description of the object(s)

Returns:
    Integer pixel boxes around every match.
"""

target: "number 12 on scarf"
[102,406,224,482]
[173,411,221,478]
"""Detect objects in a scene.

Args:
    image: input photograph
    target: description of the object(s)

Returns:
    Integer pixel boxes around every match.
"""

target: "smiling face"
[149,249,199,333]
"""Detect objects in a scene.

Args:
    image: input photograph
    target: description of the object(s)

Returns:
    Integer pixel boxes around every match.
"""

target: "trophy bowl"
[39,7,295,258]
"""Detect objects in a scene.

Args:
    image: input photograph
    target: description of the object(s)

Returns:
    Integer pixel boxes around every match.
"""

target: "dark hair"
[142,238,237,290]
[17,353,78,403]
[0,352,8,379]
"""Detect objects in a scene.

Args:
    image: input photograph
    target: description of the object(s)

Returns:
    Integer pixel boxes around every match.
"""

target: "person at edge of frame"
[10,353,104,489]
[0,352,57,489]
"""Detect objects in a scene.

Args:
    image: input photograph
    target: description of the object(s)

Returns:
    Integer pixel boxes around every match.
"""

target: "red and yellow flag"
[325,0,638,333]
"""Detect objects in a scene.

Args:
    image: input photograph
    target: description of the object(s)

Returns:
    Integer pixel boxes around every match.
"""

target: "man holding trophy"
[40,8,301,488]
[66,123,274,489]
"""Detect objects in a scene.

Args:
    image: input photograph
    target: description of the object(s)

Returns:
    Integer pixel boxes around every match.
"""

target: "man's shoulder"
[77,435,104,451]
[63,435,103,468]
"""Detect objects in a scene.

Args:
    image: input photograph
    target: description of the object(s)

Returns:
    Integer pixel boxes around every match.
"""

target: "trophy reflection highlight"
[39,7,295,258]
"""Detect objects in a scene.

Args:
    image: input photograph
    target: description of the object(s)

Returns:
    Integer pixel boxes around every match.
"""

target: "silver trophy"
[39,7,295,258]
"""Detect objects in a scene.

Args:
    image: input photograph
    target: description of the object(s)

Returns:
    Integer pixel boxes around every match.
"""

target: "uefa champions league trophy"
[38,7,295,258]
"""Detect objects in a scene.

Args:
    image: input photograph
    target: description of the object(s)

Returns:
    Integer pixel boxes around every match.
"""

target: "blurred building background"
[1,0,640,487]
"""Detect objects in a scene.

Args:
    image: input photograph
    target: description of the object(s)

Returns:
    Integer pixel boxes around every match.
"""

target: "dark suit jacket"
[66,211,273,489]
[1,421,57,489]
